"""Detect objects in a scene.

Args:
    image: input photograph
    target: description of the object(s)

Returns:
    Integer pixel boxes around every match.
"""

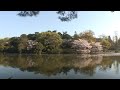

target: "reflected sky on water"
[0,54,120,79]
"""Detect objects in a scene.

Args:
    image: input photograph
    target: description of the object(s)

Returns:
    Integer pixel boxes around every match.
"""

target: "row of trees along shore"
[0,30,119,54]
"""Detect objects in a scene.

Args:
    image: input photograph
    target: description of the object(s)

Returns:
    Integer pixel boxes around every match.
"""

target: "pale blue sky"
[0,11,120,38]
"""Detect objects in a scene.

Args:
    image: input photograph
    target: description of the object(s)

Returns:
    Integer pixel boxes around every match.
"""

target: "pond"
[0,54,120,79]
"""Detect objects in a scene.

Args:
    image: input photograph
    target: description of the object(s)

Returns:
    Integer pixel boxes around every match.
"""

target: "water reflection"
[0,54,120,79]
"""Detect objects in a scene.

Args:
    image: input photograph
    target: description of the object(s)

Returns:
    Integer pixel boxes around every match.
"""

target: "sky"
[0,11,120,38]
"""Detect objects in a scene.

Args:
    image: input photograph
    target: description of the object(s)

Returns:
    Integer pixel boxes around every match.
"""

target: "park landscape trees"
[0,11,118,54]
[0,30,116,54]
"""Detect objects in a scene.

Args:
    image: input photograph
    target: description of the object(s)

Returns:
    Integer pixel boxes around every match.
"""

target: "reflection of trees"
[73,55,103,76]
[99,56,114,71]
[0,54,120,76]
[99,56,120,74]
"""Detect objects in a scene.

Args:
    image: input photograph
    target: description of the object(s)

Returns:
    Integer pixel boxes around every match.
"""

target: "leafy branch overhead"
[18,11,78,21]
[18,11,115,21]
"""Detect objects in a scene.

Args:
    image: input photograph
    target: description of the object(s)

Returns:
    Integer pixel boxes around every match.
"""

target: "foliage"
[18,11,77,22]
[37,31,63,53]
[0,30,118,54]
[34,42,44,54]
[73,31,79,40]
[101,39,111,51]
[71,39,92,54]
[27,34,36,40]
[91,42,103,53]
[18,11,40,17]
[7,37,19,53]
[0,38,9,52]
[99,35,111,51]
[61,39,72,49]
[62,31,72,40]
[18,34,28,54]
[79,30,96,43]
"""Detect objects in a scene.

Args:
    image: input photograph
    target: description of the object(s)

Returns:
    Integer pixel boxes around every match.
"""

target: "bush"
[50,48,62,54]
[62,48,76,54]
[115,50,119,53]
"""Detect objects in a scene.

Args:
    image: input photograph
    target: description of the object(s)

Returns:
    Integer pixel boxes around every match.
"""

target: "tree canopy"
[18,11,114,22]
[0,30,118,54]
[79,30,96,43]
[18,11,78,21]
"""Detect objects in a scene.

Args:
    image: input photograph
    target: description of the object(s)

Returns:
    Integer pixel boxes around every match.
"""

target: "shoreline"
[1,52,120,56]
[98,53,120,56]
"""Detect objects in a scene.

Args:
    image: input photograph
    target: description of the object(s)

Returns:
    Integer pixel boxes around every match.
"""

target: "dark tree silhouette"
[18,11,114,21]
[57,11,77,21]
[18,11,40,17]
[18,11,77,21]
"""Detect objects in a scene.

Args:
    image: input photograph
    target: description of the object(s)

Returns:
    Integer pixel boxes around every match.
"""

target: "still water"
[0,54,120,79]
